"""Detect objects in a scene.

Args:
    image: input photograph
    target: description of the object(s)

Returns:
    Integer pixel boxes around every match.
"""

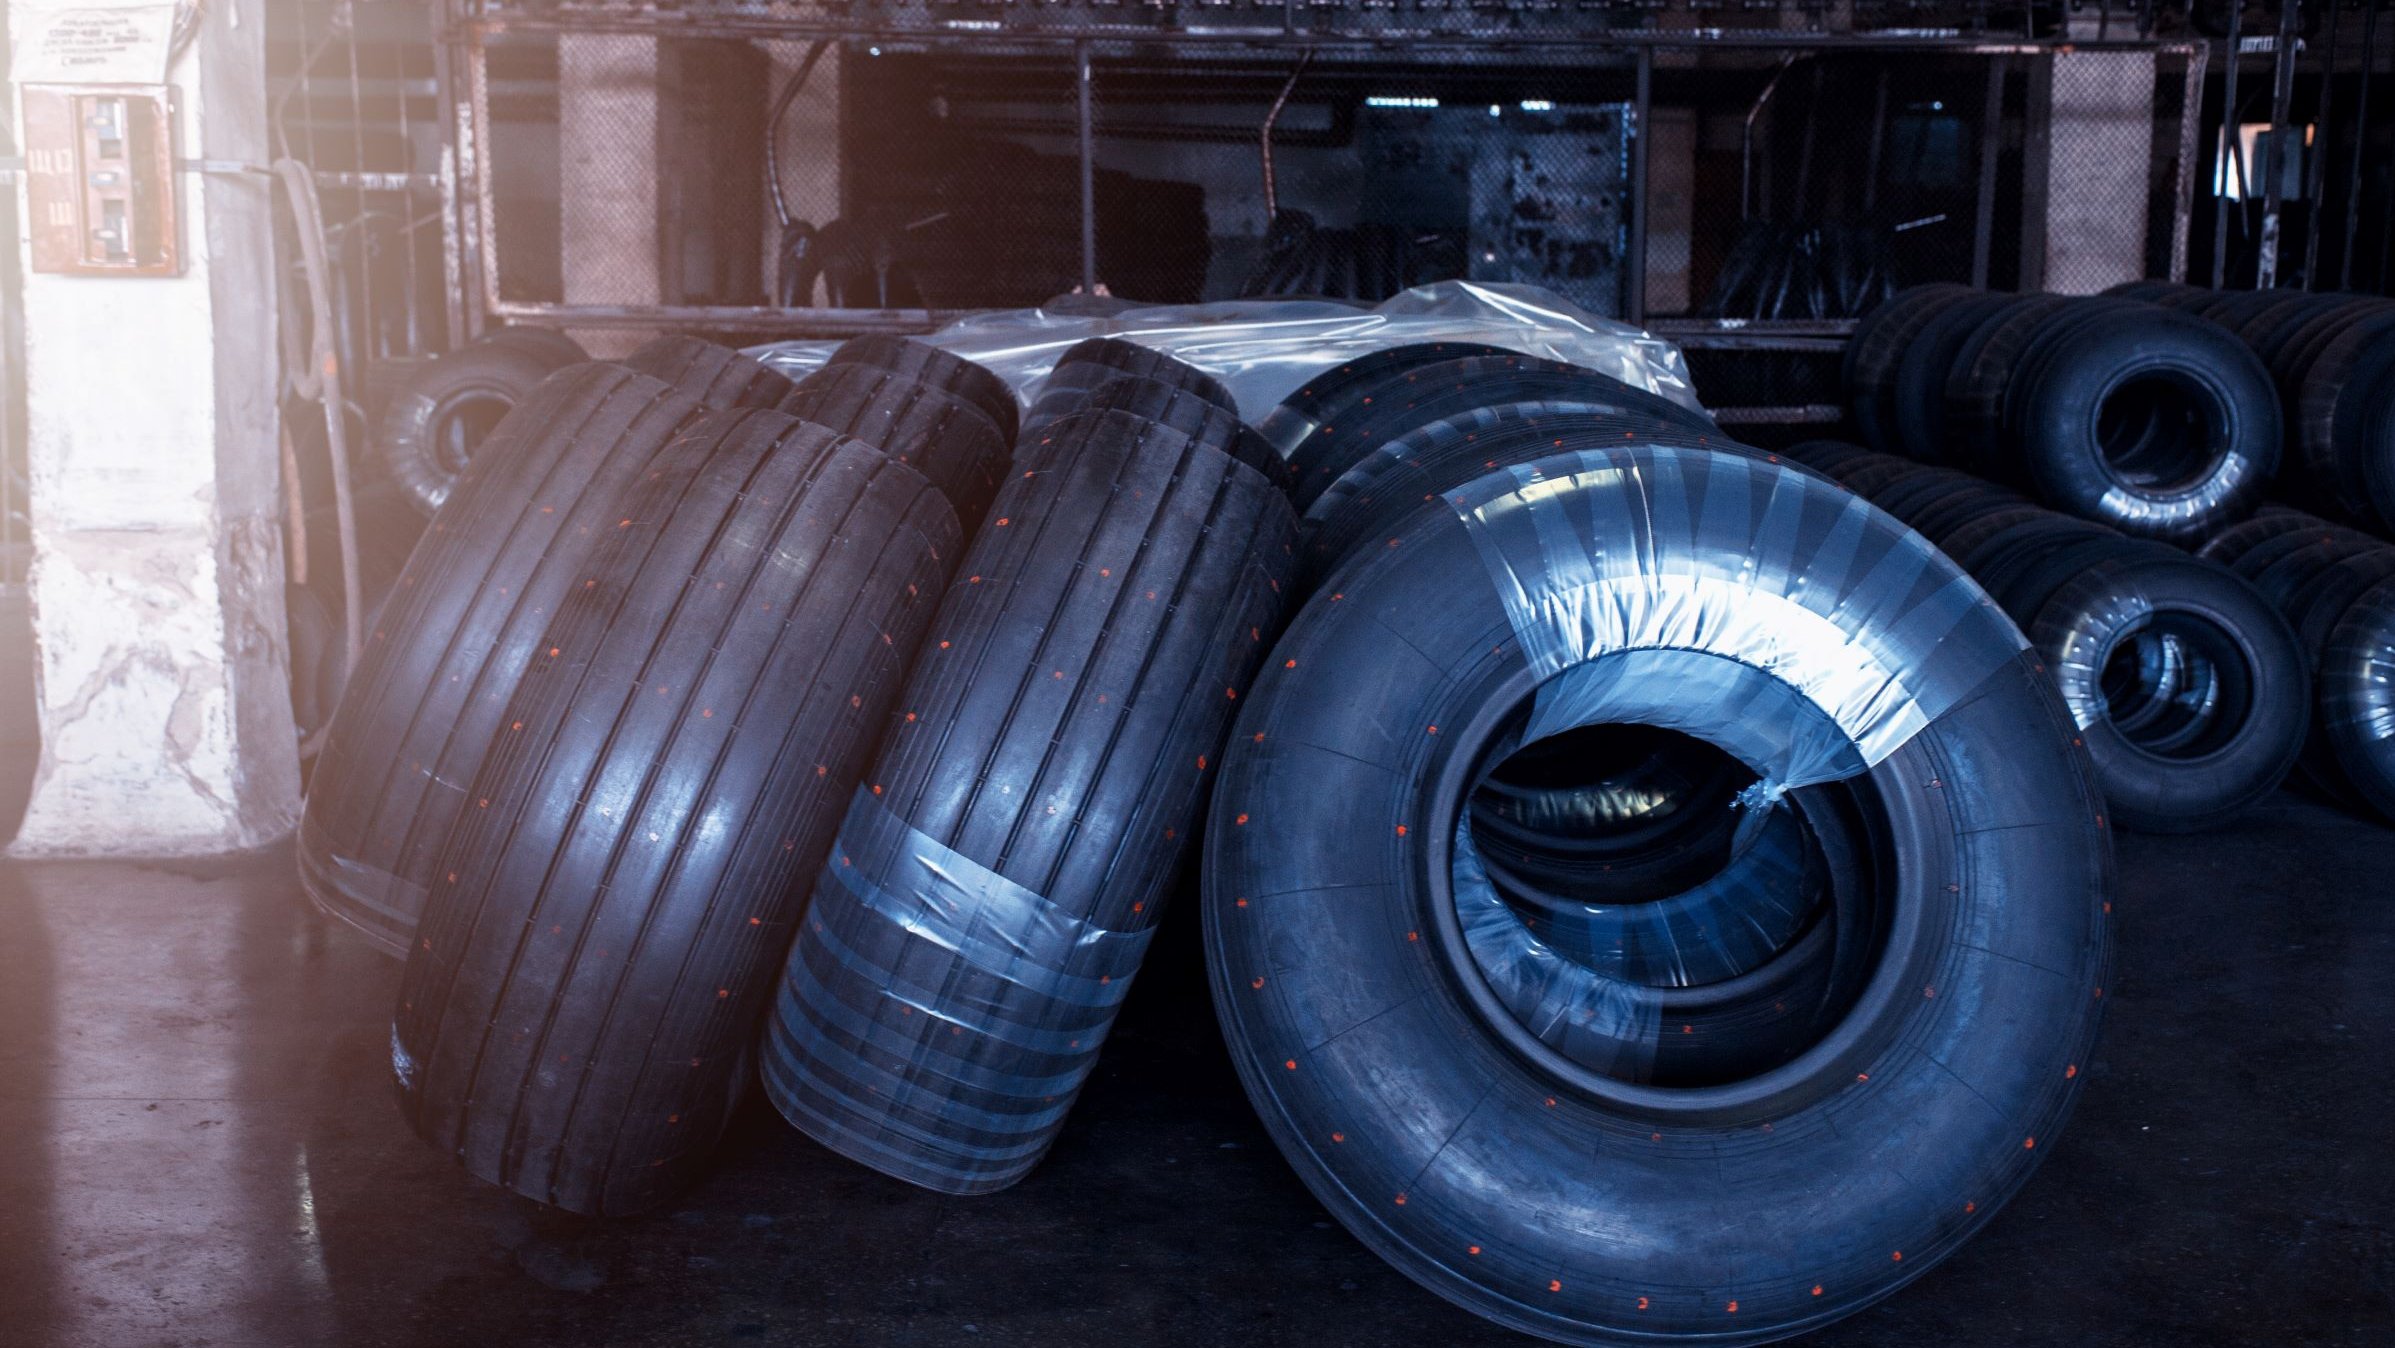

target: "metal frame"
[438,2,2203,344]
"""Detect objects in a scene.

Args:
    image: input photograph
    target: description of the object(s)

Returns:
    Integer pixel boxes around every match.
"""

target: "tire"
[1206,442,2107,1348]
[2320,576,2395,820]
[2027,552,2308,832]
[826,335,1021,445]
[760,408,1298,1194]
[1285,354,1721,510]
[777,361,1011,528]
[392,409,959,1217]
[1888,292,2013,464]
[374,342,565,514]
[299,366,704,956]
[1943,294,2072,477]
[1025,373,1296,492]
[1845,283,1974,454]
[1034,338,1238,427]
[479,325,590,370]
[2005,304,2278,540]
[1254,342,1516,457]
[2293,310,2395,528]
[1298,402,1732,590]
[619,335,794,410]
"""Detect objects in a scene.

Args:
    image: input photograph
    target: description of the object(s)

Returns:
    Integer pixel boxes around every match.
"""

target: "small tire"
[374,342,565,514]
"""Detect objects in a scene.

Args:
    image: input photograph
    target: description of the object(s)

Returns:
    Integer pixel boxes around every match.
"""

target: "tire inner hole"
[2098,612,2253,761]
[2094,371,2222,494]
[433,391,518,476]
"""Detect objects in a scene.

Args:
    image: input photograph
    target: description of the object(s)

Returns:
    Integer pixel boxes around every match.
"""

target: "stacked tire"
[2202,508,2395,822]
[2108,283,2395,536]
[1847,285,2280,541]
[1788,442,2307,832]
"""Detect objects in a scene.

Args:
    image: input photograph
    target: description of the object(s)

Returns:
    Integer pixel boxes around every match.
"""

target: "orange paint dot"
[1235,813,1250,825]
[2066,1064,2078,1079]
[1636,1297,1648,1310]
[548,647,561,657]
[1236,898,1248,908]
[1727,1300,1739,1314]
[1543,1097,1556,1108]
[1857,1072,1870,1082]
[1393,1194,1406,1206]
[716,989,729,999]
[749,917,761,926]
[1406,931,1419,942]
[2023,1136,2036,1149]
[1283,1059,1297,1071]
[1225,687,1238,700]
[1892,1251,1903,1262]
[1812,1285,1824,1297]
[1468,1245,1481,1256]
[1251,977,1264,989]
[1549,1280,1562,1294]
[1426,725,1438,734]
[1331,1132,1345,1143]
[995,517,1010,527]
[1394,825,1408,837]
[939,641,951,649]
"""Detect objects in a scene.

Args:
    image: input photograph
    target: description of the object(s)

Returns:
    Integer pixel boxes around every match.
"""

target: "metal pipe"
[1627,46,1652,326]
[1740,56,1799,221]
[1259,50,1310,225]
[2344,0,2383,290]
[2301,0,2340,290]
[2216,0,2247,286]
[1077,42,1098,294]
[2257,0,2304,288]
[1863,69,1889,214]
[1972,56,2006,289]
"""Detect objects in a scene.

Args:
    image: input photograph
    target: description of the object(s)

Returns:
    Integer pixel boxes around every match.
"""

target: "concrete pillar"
[2021,50,2157,294]
[5,0,301,855]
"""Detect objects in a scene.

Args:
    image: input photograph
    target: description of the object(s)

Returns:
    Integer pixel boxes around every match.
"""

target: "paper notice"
[12,1,179,85]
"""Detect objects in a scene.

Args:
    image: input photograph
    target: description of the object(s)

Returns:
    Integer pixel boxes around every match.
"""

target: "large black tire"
[2293,310,2395,529]
[777,361,1011,528]
[1207,443,2108,1347]
[300,366,703,956]
[1040,337,1237,421]
[1284,354,1720,510]
[374,341,564,514]
[1942,294,2073,477]
[1887,292,2013,464]
[1254,341,1516,456]
[762,409,1297,1194]
[826,334,1021,444]
[392,409,959,1217]
[619,335,793,410]
[1298,402,1733,590]
[2004,304,2278,541]
[1028,373,1295,491]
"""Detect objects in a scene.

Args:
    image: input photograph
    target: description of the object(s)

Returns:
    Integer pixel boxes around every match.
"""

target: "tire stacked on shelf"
[1787,442,2307,832]
[1848,285,2280,541]
[2125,285,2395,534]
[1018,336,1240,440]
[2202,509,2395,822]
[374,327,591,514]
[1207,433,2109,1348]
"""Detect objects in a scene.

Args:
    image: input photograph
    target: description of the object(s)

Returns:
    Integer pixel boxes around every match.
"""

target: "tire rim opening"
[432,390,518,476]
[2094,371,2224,494]
[1445,678,1898,1098]
[2098,612,2254,760]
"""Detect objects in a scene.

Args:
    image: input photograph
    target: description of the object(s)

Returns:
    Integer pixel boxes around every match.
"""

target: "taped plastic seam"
[746,280,1698,424]
[1448,445,2026,795]
[767,788,1153,1190]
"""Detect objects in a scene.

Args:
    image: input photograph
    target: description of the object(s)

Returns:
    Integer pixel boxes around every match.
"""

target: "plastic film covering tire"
[1205,440,2108,1348]
[747,279,1700,425]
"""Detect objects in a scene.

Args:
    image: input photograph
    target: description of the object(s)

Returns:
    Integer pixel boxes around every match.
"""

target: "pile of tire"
[1788,441,2306,833]
[2109,282,2395,537]
[1845,284,2280,541]
[2202,508,2395,823]
[301,326,2116,1348]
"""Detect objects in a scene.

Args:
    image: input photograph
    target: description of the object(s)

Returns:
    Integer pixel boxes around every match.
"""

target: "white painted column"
[6,0,301,855]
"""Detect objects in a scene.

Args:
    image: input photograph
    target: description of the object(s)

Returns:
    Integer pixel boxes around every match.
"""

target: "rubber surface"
[392,409,959,1217]
[825,335,1021,443]
[1207,443,2108,1347]
[777,361,1011,528]
[374,341,564,514]
[762,408,1297,1193]
[619,335,794,410]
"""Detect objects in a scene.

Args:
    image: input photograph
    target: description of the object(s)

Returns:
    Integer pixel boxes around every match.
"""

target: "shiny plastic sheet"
[1449,445,2025,796]
[765,788,1153,1194]
[747,280,1699,425]
[1442,444,2023,1079]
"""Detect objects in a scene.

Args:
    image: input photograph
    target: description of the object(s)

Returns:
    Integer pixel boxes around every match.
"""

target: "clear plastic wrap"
[767,788,1154,1193]
[747,280,1699,425]
[1440,444,2026,1082]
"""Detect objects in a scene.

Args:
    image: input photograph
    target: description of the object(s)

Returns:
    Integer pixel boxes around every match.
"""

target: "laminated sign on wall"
[11,0,177,85]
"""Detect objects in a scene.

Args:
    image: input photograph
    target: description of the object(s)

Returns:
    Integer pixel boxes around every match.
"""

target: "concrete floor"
[0,795,2388,1348]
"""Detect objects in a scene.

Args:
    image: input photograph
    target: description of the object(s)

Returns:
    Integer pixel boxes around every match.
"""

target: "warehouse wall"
[5,0,300,855]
